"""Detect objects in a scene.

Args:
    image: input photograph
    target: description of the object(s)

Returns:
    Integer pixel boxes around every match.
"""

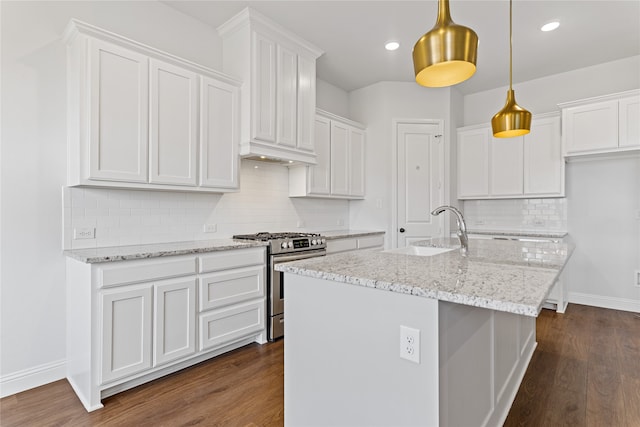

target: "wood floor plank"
[2,304,638,426]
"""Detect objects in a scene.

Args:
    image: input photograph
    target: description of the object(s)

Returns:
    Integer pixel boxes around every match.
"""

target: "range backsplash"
[63,160,349,250]
[462,198,567,232]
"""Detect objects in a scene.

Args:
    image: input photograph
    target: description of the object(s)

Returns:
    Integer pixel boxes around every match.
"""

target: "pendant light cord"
[509,0,513,90]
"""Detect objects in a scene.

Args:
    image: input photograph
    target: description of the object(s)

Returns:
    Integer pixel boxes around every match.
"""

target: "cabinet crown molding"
[63,19,241,86]
[216,7,324,59]
[316,109,366,130]
[557,88,639,109]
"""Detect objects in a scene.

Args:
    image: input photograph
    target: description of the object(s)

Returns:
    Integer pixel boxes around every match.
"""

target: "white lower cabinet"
[101,284,153,383]
[66,247,266,412]
[325,234,385,254]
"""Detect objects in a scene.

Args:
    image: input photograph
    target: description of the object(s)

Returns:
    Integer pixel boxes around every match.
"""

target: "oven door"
[270,248,326,340]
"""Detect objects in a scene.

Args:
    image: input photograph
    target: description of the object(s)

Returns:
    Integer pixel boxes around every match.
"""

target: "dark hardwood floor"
[2,304,638,426]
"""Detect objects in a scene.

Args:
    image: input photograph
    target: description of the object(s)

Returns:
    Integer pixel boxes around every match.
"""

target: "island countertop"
[275,237,573,317]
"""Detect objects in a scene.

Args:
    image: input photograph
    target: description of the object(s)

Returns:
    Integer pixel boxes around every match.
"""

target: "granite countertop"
[64,239,268,263]
[275,237,573,317]
[466,229,568,239]
[322,230,385,240]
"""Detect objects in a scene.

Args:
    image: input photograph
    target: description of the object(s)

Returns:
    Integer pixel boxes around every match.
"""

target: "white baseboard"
[0,359,66,398]
[568,292,640,313]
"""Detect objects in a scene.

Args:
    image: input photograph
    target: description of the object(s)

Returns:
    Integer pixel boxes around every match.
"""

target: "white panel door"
[619,95,640,148]
[349,128,365,198]
[296,55,316,152]
[153,277,196,367]
[457,128,489,198]
[490,136,524,197]
[330,122,350,196]
[88,39,148,182]
[524,116,563,195]
[149,59,198,186]
[200,76,239,189]
[101,284,152,383]
[252,33,276,143]
[563,100,618,154]
[276,45,298,148]
[308,116,331,195]
[396,122,445,247]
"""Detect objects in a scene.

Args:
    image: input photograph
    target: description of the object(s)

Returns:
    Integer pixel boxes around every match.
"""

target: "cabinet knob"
[399,228,405,233]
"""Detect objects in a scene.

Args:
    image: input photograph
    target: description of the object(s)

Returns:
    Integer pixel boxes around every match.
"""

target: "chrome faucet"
[431,205,468,256]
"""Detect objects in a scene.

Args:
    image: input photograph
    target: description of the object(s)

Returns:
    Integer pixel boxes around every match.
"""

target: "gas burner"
[233,231,326,254]
[235,232,321,241]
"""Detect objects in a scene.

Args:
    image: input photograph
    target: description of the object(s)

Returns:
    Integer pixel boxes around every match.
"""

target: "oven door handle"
[272,250,326,263]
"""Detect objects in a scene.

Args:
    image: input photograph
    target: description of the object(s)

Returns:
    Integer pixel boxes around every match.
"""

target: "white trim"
[557,88,639,109]
[0,359,66,398]
[568,292,640,313]
[391,118,448,250]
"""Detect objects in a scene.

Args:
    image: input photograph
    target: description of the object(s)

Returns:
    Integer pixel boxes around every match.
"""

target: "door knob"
[399,228,405,233]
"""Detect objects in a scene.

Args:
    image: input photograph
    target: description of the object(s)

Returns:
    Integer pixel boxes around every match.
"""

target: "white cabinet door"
[563,100,618,154]
[457,128,489,198]
[349,128,365,197]
[619,95,640,148]
[524,116,563,196]
[149,59,198,186]
[88,39,149,182]
[200,76,239,189]
[330,122,350,196]
[199,300,265,351]
[296,55,316,152]
[276,45,298,148]
[252,33,277,144]
[101,284,152,383]
[490,136,523,197]
[308,116,331,195]
[153,277,197,367]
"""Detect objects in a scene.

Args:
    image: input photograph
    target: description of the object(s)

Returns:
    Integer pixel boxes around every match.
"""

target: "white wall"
[316,78,350,118]
[462,55,640,312]
[348,82,455,246]
[0,0,349,397]
[464,56,640,126]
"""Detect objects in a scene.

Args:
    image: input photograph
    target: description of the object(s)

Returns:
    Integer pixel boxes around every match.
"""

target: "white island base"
[284,274,536,427]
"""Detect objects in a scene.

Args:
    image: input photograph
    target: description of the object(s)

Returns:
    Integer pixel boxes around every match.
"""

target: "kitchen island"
[276,237,573,427]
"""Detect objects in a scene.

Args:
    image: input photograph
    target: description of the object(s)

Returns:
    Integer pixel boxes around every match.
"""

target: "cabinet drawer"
[357,235,384,249]
[326,238,357,254]
[98,256,197,288]
[199,300,265,351]
[199,266,265,311]
[198,248,265,273]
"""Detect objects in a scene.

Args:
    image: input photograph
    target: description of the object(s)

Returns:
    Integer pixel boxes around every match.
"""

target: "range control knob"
[288,241,294,248]
[321,238,326,244]
[281,242,288,249]
[311,239,317,245]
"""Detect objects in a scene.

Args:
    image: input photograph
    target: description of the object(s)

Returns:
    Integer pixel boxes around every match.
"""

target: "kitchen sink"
[383,246,455,257]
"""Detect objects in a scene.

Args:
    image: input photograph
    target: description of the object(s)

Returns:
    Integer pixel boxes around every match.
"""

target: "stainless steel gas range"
[233,232,326,340]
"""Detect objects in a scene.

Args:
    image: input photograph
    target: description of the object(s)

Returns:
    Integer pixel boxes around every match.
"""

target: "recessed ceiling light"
[541,21,560,32]
[385,41,399,51]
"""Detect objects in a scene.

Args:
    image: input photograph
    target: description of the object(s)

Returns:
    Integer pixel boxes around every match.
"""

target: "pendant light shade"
[491,0,531,138]
[412,0,478,87]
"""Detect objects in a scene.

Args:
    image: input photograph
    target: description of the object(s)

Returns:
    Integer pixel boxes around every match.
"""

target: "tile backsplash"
[63,160,349,249]
[462,198,567,232]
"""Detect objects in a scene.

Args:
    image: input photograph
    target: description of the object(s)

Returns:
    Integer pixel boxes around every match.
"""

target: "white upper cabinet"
[457,113,563,200]
[457,127,490,198]
[560,90,639,157]
[218,8,323,164]
[289,110,366,199]
[64,20,241,193]
[149,59,198,186]
[87,39,149,183]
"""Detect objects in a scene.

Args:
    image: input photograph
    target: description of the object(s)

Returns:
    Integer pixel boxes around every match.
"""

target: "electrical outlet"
[400,325,420,363]
[635,270,640,287]
[203,223,217,233]
[337,219,344,226]
[375,198,383,209]
[74,227,95,240]
[297,220,305,228]
[533,219,545,226]
[475,220,485,226]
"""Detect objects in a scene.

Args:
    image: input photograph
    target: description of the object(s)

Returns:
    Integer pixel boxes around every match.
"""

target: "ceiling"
[164,1,640,95]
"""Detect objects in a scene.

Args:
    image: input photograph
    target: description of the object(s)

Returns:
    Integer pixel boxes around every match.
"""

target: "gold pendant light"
[412,0,478,87]
[491,0,531,138]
